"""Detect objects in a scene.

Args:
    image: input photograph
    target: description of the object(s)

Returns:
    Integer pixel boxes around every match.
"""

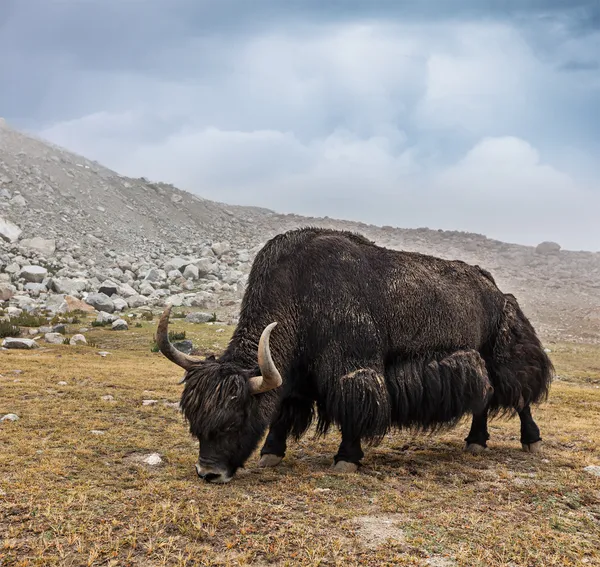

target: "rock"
[96,311,117,324]
[69,334,87,345]
[45,294,69,314]
[142,399,157,406]
[164,257,189,273]
[584,465,600,477]
[65,295,96,313]
[90,430,105,435]
[2,337,39,349]
[0,216,22,242]
[0,282,16,301]
[139,282,155,296]
[111,318,128,331]
[52,324,66,334]
[51,277,88,296]
[19,265,48,283]
[97,351,111,357]
[185,311,213,324]
[57,381,68,386]
[101,394,114,401]
[19,237,56,257]
[183,264,199,280]
[1,413,19,422]
[173,339,194,354]
[212,241,230,257]
[112,297,128,311]
[85,292,115,313]
[126,294,147,308]
[44,332,65,344]
[142,453,162,466]
[535,241,561,255]
[98,279,119,296]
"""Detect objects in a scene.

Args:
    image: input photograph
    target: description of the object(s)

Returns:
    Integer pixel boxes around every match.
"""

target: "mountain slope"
[1,118,599,341]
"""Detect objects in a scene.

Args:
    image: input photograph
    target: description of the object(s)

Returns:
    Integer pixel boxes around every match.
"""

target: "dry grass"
[1,316,599,566]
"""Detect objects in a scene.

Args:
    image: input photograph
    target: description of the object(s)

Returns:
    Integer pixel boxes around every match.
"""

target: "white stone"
[584,465,600,477]
[0,216,22,242]
[69,334,87,345]
[1,413,19,422]
[143,453,163,466]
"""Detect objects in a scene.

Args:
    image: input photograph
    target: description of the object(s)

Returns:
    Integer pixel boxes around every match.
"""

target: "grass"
[1,315,599,566]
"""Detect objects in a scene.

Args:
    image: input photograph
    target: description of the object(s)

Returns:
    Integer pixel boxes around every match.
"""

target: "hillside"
[1,117,599,342]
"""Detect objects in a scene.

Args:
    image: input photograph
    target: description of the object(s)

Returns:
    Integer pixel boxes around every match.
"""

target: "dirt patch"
[352,513,407,549]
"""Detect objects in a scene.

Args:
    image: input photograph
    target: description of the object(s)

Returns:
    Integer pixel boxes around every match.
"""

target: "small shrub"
[172,311,186,319]
[141,312,153,321]
[135,322,143,328]
[150,341,160,353]
[10,312,47,327]
[168,330,186,341]
[91,321,108,328]
[209,312,217,322]
[0,320,21,339]
[63,337,70,345]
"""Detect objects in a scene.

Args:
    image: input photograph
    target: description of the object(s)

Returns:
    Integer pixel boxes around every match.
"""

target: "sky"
[1,1,599,251]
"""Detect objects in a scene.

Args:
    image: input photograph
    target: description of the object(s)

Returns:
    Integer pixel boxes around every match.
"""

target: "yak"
[157,227,553,483]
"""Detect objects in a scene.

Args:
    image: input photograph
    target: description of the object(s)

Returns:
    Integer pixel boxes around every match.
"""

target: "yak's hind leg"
[258,394,314,467]
[315,366,391,473]
[519,404,542,453]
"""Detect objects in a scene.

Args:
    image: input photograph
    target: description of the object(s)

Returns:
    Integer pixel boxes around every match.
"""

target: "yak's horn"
[156,305,203,370]
[248,322,283,395]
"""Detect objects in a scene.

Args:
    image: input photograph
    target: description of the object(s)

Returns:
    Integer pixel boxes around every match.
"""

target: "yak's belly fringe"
[315,368,391,444]
[386,350,492,432]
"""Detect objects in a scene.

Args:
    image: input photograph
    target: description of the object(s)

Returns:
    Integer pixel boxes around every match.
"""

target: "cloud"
[1,3,598,250]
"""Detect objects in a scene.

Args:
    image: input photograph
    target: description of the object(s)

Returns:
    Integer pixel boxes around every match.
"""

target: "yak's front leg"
[258,395,314,467]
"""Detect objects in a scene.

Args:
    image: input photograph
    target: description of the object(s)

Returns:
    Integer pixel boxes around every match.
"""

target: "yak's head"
[156,306,282,484]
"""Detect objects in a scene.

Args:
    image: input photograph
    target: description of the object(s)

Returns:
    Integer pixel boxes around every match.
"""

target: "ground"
[1,314,599,567]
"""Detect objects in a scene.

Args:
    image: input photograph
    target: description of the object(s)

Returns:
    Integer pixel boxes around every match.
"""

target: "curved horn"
[248,322,283,395]
[156,305,203,370]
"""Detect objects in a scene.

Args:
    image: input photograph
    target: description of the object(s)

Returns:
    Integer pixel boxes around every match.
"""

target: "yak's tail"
[486,294,554,417]
[385,350,493,433]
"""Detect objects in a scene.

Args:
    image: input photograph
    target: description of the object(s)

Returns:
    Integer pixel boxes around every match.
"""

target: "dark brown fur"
[173,227,553,480]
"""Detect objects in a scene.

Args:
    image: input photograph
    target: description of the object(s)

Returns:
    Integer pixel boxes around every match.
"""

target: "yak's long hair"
[297,350,493,447]
[485,294,554,418]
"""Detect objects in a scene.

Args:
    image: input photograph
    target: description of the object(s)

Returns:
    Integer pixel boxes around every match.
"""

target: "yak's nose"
[195,463,232,484]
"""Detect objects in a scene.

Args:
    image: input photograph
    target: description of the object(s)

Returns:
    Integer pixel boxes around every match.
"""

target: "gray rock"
[584,465,600,477]
[1,413,20,422]
[98,279,119,296]
[19,237,56,257]
[85,292,115,313]
[164,257,189,273]
[183,264,199,280]
[44,332,65,344]
[50,277,88,296]
[126,294,148,308]
[96,311,117,324]
[45,294,69,314]
[212,241,230,257]
[0,282,16,301]
[0,216,22,242]
[111,318,128,330]
[112,297,128,311]
[69,334,87,345]
[535,241,561,255]
[2,337,39,349]
[173,339,194,354]
[185,311,213,324]
[19,265,48,283]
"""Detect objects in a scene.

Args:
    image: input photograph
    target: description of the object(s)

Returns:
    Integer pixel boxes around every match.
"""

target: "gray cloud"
[1,1,599,250]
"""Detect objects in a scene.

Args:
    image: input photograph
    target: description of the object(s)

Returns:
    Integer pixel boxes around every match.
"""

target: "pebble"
[1,414,20,422]
[584,465,600,477]
[143,453,163,466]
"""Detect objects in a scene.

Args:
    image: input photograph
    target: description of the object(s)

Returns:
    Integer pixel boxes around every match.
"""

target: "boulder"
[0,216,21,243]
[19,237,56,257]
[85,292,115,313]
[535,241,561,255]
[19,265,48,283]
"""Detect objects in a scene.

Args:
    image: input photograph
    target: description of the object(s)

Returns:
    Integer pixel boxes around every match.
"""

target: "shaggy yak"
[157,227,553,483]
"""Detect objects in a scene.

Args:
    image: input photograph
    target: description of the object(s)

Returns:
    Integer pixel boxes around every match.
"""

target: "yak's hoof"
[465,443,488,455]
[258,454,283,467]
[332,460,359,473]
[522,441,542,454]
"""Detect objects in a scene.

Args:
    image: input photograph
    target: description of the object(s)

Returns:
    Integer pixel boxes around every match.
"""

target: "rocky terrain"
[1,117,599,343]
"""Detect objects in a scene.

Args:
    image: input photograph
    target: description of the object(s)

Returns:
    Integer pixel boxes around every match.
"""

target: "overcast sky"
[1,1,599,250]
